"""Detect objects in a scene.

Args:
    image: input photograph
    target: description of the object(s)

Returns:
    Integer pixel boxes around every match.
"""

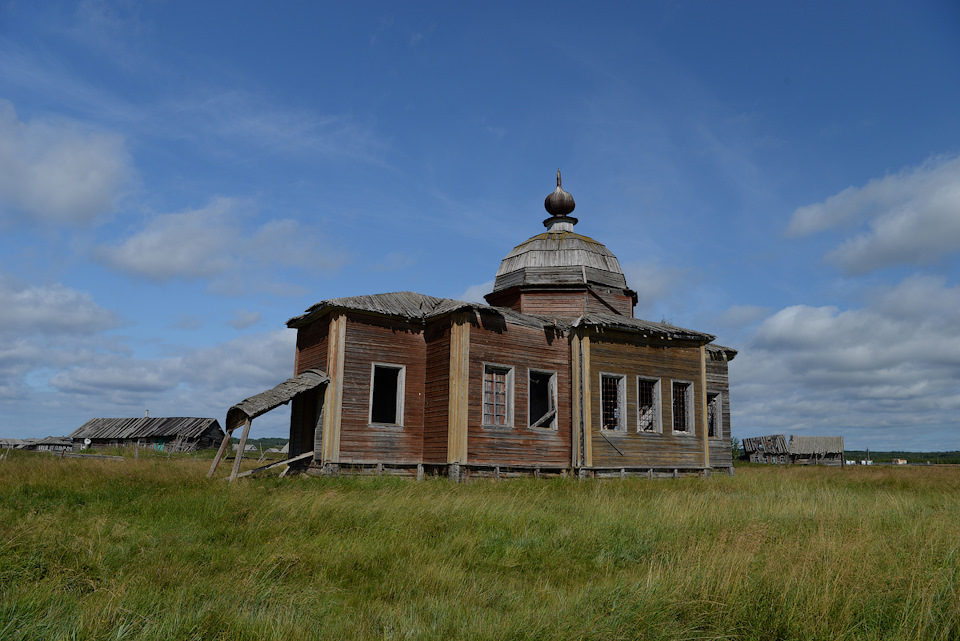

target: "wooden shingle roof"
[226,368,329,431]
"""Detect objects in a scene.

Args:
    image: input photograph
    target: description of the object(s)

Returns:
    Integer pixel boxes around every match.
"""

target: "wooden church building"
[216,173,736,480]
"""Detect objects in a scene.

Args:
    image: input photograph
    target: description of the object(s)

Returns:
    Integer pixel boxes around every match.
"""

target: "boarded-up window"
[707,392,722,438]
[528,370,557,429]
[672,381,693,434]
[483,365,513,427]
[601,373,625,431]
[370,364,404,425]
[637,377,661,433]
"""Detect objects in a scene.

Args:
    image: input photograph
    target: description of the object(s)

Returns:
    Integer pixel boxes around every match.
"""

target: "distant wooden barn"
[71,417,224,452]
[743,434,845,467]
[214,173,738,480]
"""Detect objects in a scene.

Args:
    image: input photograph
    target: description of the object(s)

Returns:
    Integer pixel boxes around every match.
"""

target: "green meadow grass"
[1,453,958,640]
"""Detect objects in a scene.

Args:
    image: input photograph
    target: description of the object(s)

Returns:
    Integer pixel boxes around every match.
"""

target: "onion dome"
[544,169,577,223]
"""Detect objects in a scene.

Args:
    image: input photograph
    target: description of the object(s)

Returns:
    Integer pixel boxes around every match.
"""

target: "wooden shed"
[224,173,737,480]
[70,417,224,452]
[743,434,845,466]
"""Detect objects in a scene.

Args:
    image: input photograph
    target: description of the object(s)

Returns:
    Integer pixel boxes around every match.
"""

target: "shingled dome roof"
[492,171,629,293]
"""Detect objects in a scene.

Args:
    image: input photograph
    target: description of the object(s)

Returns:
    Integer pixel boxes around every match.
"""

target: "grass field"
[1,453,958,640]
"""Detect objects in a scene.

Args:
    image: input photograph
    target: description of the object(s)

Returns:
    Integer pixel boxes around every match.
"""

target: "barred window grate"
[673,382,690,433]
[601,375,623,431]
[638,379,657,432]
[483,367,509,426]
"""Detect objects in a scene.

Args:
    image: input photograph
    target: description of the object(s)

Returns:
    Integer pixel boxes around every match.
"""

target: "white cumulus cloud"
[0,99,130,225]
[95,197,348,287]
[786,155,960,274]
[735,275,960,449]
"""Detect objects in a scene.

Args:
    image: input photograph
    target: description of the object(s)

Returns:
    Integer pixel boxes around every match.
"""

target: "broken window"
[637,377,661,433]
[483,364,513,427]
[370,364,405,425]
[528,370,557,429]
[600,373,625,431]
[707,392,722,438]
[672,381,694,435]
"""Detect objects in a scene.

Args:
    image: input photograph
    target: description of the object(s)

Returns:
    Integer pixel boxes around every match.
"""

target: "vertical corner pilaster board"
[447,312,470,464]
[321,313,346,464]
[581,332,593,468]
[313,387,325,462]
[700,344,710,469]
[207,427,234,478]
[229,417,252,482]
[571,334,582,468]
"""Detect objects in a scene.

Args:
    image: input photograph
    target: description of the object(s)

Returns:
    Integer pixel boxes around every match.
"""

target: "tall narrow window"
[528,370,557,429]
[483,364,513,427]
[707,392,722,438]
[600,373,625,431]
[672,381,694,434]
[369,364,405,426]
[637,377,661,433]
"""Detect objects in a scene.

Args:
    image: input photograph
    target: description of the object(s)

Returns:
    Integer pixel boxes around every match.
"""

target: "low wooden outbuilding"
[743,434,844,466]
[70,417,224,452]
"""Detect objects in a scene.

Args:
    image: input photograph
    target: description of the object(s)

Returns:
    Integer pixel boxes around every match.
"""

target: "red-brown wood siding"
[337,314,426,464]
[295,317,331,375]
[422,320,451,464]
[466,313,572,467]
[589,333,707,468]
[585,288,634,317]
[516,290,588,317]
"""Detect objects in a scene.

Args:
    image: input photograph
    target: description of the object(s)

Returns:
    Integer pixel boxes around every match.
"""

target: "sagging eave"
[208,368,330,481]
[287,300,562,335]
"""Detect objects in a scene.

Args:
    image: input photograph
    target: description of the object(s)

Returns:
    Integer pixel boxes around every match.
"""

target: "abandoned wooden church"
[215,173,736,480]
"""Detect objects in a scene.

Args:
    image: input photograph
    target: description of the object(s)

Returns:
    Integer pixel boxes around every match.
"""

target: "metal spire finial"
[557,168,562,188]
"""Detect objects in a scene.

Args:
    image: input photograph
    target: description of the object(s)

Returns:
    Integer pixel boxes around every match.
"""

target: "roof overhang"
[226,369,330,431]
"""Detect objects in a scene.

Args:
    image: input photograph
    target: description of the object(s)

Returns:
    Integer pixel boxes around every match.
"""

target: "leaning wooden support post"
[229,417,252,482]
[207,428,234,478]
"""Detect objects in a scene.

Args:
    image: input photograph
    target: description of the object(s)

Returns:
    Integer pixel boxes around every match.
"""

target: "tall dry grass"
[1,452,958,640]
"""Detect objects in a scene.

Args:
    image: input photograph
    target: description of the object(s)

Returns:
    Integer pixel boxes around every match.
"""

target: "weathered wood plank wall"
[337,314,426,465]
[465,313,571,467]
[422,321,451,464]
[295,317,330,374]
[589,332,708,468]
[706,352,733,467]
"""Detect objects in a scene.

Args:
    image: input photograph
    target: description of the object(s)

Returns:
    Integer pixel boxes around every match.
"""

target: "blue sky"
[1,1,959,450]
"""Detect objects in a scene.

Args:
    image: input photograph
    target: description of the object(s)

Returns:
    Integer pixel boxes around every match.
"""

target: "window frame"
[636,376,662,434]
[482,363,514,429]
[599,372,627,433]
[670,379,695,436]
[527,368,558,430]
[368,362,406,428]
[706,391,723,439]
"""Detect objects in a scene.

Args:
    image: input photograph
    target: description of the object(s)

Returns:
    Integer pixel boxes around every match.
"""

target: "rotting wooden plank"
[228,417,252,482]
[237,451,313,478]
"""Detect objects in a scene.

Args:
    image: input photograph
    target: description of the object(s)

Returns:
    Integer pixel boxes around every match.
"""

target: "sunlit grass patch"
[1,454,958,640]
